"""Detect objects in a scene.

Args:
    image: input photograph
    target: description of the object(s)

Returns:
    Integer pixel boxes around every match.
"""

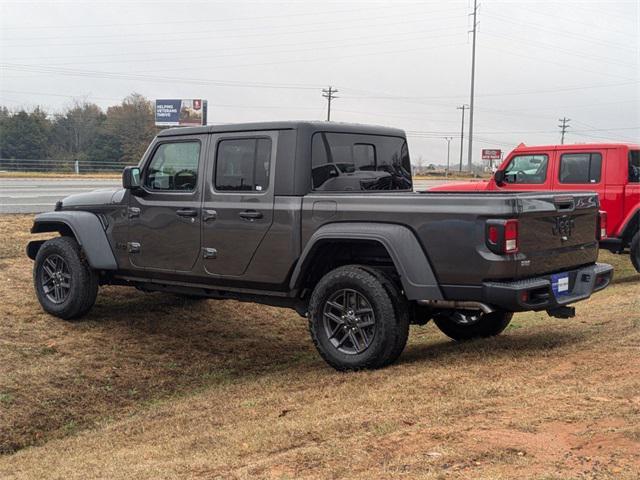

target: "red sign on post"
[481,149,502,160]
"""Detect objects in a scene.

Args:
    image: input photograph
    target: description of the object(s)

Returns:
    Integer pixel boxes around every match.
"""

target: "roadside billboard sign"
[155,99,207,126]
[481,149,502,160]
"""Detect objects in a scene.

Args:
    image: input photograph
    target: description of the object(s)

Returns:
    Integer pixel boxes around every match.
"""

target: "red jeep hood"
[428,180,490,191]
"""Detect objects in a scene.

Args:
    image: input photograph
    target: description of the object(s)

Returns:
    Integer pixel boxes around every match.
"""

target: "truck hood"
[60,188,125,208]
[428,180,490,191]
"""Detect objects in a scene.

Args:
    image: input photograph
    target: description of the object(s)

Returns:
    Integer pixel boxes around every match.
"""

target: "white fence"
[0,158,124,174]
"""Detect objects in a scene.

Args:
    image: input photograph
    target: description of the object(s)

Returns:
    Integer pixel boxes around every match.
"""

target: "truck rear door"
[623,148,640,235]
[201,131,277,277]
[516,191,600,278]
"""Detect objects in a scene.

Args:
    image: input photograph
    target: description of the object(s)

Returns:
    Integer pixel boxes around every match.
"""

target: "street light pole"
[444,136,453,177]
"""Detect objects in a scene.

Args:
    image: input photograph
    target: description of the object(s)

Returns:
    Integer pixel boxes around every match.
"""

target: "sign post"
[155,99,208,127]
[481,149,502,171]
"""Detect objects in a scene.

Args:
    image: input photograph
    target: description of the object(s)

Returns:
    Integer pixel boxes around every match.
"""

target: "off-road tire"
[34,236,98,320]
[631,232,640,273]
[434,310,513,341]
[354,266,410,366]
[308,265,405,371]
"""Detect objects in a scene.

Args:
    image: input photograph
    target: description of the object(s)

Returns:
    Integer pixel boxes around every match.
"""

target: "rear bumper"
[482,262,613,312]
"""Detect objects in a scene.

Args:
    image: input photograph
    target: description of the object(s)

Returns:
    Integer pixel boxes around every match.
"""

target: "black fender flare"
[290,222,443,301]
[28,211,118,270]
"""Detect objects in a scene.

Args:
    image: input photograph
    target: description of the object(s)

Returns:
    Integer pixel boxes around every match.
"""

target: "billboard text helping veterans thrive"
[155,99,207,126]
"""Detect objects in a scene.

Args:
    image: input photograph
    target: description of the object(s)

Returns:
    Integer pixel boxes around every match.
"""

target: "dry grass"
[0,214,638,479]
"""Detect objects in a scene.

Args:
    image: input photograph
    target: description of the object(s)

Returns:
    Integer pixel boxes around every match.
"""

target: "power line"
[322,87,339,122]
[558,117,571,144]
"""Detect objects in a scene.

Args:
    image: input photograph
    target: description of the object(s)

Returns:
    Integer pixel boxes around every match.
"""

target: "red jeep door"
[551,148,606,212]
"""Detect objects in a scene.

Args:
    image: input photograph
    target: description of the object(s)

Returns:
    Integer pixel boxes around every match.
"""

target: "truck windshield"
[630,150,640,183]
[312,132,412,191]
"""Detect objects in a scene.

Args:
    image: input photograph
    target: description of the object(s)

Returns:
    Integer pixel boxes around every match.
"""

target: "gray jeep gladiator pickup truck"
[27,121,613,370]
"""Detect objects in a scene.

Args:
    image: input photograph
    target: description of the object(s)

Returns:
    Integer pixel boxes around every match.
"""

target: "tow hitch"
[547,306,576,319]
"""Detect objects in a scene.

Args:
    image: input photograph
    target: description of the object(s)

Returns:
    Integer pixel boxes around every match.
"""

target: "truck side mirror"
[494,170,505,186]
[122,166,141,190]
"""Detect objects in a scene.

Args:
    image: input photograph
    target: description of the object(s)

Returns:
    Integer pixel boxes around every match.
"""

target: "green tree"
[0,107,51,160]
[104,93,156,164]
[50,101,106,161]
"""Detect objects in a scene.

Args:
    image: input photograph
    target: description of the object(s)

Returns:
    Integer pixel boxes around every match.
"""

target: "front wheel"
[434,309,513,341]
[308,265,408,371]
[33,237,98,320]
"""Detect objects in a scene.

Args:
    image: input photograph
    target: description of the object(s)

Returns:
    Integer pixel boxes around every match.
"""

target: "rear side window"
[215,138,271,191]
[559,152,602,184]
[144,141,200,191]
[630,150,640,183]
[503,154,548,184]
[311,132,412,191]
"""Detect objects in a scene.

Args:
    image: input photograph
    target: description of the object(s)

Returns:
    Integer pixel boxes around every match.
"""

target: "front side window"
[144,141,200,191]
[311,132,412,191]
[503,154,548,184]
[559,152,602,184]
[215,138,271,191]
[629,150,640,183]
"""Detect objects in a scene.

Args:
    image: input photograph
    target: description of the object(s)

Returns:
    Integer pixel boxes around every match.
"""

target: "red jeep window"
[559,153,602,184]
[503,154,548,184]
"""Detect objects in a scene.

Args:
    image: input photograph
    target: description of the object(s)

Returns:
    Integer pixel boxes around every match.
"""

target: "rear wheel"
[33,237,98,320]
[631,232,640,273]
[308,265,407,371]
[434,309,513,341]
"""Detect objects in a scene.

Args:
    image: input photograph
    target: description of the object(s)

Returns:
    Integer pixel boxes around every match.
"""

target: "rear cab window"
[311,132,412,191]
[503,154,548,184]
[629,150,640,183]
[559,152,602,184]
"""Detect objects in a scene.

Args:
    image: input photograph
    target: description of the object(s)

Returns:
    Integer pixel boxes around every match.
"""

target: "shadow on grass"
[400,329,582,367]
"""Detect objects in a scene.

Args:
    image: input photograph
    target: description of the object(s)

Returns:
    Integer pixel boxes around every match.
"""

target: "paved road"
[0,177,453,214]
[0,178,120,214]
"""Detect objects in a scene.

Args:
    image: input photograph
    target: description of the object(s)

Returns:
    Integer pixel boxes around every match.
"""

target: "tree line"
[0,93,158,167]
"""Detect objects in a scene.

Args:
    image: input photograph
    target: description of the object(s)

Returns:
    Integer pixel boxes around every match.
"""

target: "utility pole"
[467,0,479,172]
[457,104,469,172]
[558,117,571,144]
[444,136,453,177]
[322,86,338,121]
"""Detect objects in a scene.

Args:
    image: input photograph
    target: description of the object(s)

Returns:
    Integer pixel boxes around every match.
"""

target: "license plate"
[551,273,570,297]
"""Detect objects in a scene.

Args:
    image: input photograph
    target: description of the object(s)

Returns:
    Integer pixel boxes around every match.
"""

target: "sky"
[0,0,638,166]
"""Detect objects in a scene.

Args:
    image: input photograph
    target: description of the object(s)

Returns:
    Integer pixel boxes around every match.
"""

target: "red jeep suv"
[430,143,640,272]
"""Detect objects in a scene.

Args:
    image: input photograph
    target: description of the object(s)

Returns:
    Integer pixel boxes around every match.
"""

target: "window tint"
[503,154,548,184]
[144,141,200,191]
[559,152,602,184]
[629,150,640,183]
[311,132,412,191]
[215,138,271,191]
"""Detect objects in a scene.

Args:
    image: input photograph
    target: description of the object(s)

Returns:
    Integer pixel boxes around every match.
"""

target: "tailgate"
[517,192,599,277]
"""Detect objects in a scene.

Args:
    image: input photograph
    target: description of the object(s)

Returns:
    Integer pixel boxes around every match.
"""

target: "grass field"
[0,214,638,479]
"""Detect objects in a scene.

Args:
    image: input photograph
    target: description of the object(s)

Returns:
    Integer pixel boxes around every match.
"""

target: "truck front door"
[201,131,276,277]
[127,135,207,272]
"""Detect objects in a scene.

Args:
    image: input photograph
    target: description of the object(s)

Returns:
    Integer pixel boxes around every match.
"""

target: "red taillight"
[488,225,499,244]
[486,219,519,255]
[598,211,607,240]
[504,219,519,253]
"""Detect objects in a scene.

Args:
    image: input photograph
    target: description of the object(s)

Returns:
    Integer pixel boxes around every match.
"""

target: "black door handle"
[239,210,263,220]
[176,208,198,217]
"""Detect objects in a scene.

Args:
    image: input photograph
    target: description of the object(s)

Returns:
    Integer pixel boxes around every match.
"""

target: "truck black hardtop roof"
[157,121,406,138]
